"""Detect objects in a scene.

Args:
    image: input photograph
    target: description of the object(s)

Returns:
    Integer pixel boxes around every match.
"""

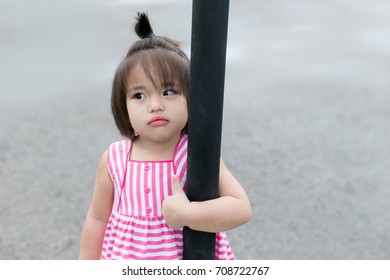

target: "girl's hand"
[162,175,191,228]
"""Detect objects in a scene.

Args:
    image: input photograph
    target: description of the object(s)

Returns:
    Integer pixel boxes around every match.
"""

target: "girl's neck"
[130,133,182,161]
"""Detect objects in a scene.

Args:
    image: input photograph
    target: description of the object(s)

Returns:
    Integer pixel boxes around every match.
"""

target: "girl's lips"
[148,116,168,126]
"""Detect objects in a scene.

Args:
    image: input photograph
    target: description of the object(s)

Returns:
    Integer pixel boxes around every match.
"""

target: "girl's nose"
[149,96,164,112]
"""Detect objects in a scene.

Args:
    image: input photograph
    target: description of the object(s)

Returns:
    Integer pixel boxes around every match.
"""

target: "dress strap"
[173,134,188,189]
[107,139,132,213]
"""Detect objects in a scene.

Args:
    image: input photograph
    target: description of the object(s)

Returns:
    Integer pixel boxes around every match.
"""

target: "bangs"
[136,49,189,94]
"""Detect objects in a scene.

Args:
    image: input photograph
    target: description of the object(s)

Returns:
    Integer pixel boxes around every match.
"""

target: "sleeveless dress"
[100,134,235,260]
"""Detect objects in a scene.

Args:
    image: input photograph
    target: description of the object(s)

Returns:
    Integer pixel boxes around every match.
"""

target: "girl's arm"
[162,158,252,233]
[79,150,114,259]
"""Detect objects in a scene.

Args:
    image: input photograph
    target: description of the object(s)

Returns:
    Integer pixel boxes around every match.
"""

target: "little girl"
[79,12,251,260]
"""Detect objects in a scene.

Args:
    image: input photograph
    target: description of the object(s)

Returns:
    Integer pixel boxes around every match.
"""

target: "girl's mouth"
[148,116,168,126]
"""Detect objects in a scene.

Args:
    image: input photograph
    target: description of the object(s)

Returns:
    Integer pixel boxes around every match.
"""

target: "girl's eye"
[133,93,146,100]
[163,89,177,96]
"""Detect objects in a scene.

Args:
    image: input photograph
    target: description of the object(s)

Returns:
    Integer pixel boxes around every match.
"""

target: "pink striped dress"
[101,134,235,260]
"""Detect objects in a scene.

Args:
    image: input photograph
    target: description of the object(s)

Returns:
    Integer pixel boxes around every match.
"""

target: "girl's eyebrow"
[162,81,178,88]
[127,82,178,93]
[127,85,145,93]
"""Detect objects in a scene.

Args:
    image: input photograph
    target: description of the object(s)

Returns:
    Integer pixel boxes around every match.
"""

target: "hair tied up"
[134,12,154,39]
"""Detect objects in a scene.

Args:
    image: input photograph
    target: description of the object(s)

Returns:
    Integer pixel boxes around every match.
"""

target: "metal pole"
[184,0,230,260]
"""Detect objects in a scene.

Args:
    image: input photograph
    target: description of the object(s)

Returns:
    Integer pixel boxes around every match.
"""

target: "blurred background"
[1,0,390,259]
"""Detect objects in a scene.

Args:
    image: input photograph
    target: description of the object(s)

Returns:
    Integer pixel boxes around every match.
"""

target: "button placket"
[144,162,152,216]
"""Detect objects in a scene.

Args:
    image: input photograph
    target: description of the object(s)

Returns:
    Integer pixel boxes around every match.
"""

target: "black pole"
[184,0,230,260]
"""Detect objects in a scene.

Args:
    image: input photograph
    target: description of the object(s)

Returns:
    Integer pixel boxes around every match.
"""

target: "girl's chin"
[137,131,182,143]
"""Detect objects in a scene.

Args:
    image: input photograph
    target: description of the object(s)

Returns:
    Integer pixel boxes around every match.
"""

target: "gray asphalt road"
[1,0,390,259]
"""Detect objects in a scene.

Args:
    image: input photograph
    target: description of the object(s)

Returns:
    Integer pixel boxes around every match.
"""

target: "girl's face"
[126,64,188,143]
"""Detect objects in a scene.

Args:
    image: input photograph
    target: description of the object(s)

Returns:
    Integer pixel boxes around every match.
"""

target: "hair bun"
[134,12,154,39]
